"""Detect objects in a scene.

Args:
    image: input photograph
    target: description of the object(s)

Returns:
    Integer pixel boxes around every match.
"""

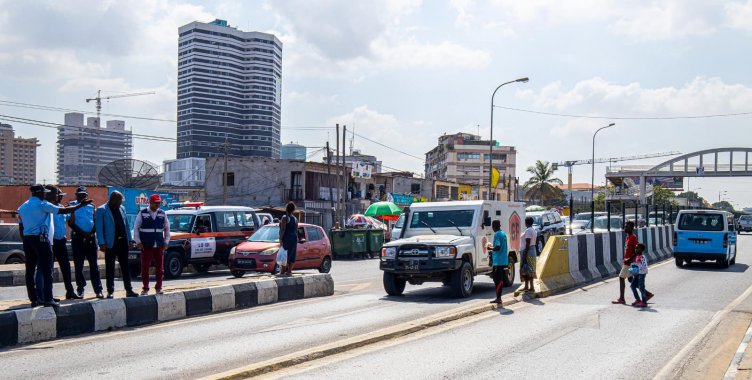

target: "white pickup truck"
[379,200,525,297]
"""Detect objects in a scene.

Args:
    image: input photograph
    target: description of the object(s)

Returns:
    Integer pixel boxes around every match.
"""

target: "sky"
[0,0,751,208]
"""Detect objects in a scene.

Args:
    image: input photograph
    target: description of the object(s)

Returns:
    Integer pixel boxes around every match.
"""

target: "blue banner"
[107,187,178,215]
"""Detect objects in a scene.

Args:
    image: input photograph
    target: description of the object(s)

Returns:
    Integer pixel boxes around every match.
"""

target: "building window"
[410,183,421,194]
[222,172,235,186]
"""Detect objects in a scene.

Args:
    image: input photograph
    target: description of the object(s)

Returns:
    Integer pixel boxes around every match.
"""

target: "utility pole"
[335,124,341,225]
[326,141,334,216]
[223,136,229,205]
[342,125,347,225]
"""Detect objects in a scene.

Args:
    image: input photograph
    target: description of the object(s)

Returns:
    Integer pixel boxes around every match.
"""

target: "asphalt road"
[266,235,752,380]
[0,257,518,379]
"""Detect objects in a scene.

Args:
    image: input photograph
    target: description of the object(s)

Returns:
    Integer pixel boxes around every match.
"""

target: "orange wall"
[0,185,110,215]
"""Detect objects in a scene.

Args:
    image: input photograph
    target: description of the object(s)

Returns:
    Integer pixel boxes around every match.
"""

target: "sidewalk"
[728,321,752,379]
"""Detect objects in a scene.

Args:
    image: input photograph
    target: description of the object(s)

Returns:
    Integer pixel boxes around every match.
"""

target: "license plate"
[128,254,138,260]
[405,260,420,271]
[236,259,255,265]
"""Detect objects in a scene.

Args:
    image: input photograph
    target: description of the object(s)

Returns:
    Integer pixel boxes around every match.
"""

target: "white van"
[673,209,738,268]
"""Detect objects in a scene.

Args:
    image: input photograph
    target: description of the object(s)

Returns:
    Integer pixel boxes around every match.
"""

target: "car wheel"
[536,237,545,254]
[718,258,730,268]
[164,251,184,279]
[5,255,24,264]
[318,256,332,273]
[193,263,211,273]
[731,256,736,265]
[451,261,474,298]
[503,259,516,287]
[383,272,406,296]
[231,270,245,278]
[675,258,683,267]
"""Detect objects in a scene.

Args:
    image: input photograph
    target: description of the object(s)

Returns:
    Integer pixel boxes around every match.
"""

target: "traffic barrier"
[0,273,334,347]
[534,225,674,297]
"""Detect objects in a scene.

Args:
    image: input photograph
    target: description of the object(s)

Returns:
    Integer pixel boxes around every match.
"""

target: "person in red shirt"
[612,221,654,304]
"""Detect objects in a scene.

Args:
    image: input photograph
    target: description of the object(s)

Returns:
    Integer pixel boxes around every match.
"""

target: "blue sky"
[1,0,751,207]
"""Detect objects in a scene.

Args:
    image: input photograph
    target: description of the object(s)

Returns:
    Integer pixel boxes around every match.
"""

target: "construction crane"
[85,90,155,172]
[86,90,156,122]
[553,151,681,195]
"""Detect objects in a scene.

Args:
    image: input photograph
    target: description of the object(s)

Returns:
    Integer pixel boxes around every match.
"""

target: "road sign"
[696,167,705,176]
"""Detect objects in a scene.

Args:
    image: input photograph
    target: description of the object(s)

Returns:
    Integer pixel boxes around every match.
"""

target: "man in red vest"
[134,194,170,295]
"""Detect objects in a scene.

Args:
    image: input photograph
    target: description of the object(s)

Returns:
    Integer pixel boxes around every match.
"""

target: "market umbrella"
[364,201,403,219]
[526,205,545,212]
[347,214,369,227]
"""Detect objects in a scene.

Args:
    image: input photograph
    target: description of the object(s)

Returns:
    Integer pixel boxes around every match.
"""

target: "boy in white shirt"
[629,243,649,307]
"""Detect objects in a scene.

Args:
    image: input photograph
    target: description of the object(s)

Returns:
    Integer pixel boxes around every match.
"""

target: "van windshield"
[678,213,724,231]
[168,214,195,233]
[395,214,405,228]
[410,210,475,229]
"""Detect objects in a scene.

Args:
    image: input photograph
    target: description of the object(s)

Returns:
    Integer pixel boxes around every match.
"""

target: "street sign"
[696,167,705,176]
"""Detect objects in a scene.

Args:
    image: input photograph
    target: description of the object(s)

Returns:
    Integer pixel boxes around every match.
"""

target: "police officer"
[18,185,91,307]
[33,186,80,300]
[68,186,103,299]
[133,194,170,295]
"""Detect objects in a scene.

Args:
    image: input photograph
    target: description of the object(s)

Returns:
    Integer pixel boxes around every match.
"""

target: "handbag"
[276,247,288,265]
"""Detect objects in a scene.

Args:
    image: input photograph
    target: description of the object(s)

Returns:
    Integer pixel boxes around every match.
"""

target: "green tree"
[523,160,564,204]
[649,185,676,206]
[593,192,606,211]
[712,201,735,212]
[676,191,706,206]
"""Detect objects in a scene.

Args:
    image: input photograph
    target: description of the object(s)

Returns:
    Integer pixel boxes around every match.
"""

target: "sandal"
[611,298,626,305]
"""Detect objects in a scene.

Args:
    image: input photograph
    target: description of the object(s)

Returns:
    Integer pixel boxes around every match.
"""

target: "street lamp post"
[591,122,616,232]
[489,77,529,200]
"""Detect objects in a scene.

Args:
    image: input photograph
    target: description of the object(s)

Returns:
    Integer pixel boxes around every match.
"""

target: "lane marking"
[724,321,752,379]
[653,281,752,379]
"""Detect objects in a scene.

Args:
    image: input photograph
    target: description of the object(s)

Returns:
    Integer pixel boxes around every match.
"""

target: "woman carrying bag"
[278,202,298,277]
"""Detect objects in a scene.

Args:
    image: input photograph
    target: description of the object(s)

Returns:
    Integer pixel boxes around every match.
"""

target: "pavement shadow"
[379,282,519,304]
[496,307,515,316]
[679,262,749,273]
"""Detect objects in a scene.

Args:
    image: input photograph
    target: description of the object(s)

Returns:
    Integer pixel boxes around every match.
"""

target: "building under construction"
[57,112,133,185]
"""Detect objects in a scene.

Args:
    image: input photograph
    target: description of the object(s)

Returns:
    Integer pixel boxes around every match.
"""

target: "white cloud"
[449,0,476,28]
[726,0,752,31]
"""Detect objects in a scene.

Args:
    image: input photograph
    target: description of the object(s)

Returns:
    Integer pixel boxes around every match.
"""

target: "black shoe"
[125,291,139,298]
[30,301,40,308]
[66,293,83,300]
[77,289,85,298]
[43,301,60,308]
[106,293,114,299]
[52,297,61,302]
[95,292,104,299]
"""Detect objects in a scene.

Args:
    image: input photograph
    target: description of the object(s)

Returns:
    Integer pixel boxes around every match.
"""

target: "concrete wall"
[205,158,306,207]
[0,185,109,221]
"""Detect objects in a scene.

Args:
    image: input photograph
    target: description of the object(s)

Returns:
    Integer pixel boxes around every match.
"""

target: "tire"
[193,263,211,273]
[5,255,24,264]
[450,261,474,298]
[383,272,406,296]
[675,258,683,267]
[731,256,736,265]
[503,259,516,287]
[718,258,730,268]
[231,270,245,278]
[318,256,332,273]
[164,251,184,279]
[536,237,545,254]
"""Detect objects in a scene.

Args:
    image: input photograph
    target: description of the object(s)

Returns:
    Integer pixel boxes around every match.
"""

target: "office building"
[57,113,133,185]
[280,143,306,160]
[425,132,516,199]
[163,157,206,187]
[176,19,283,159]
[0,124,39,184]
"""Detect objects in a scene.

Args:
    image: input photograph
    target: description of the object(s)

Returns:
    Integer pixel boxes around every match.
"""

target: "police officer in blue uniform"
[68,186,103,299]
[18,185,91,307]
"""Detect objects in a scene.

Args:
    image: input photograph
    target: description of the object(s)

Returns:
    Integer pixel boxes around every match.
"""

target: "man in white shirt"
[133,194,170,295]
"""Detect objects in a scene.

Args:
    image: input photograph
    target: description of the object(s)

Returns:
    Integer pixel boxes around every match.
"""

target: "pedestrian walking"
[33,186,80,300]
[519,216,538,292]
[490,220,508,305]
[134,194,170,295]
[68,186,104,299]
[612,221,654,305]
[17,184,91,307]
[95,191,138,298]
[629,243,649,307]
[278,202,298,276]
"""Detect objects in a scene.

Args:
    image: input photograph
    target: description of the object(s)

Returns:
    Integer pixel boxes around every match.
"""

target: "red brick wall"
[0,185,110,217]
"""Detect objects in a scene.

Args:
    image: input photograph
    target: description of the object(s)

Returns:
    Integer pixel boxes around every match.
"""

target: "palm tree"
[523,160,564,204]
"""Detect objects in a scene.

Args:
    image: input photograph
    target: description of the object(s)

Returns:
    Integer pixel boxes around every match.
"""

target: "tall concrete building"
[176,19,283,159]
[425,132,516,198]
[280,143,306,160]
[163,157,206,187]
[57,113,133,185]
[0,124,39,184]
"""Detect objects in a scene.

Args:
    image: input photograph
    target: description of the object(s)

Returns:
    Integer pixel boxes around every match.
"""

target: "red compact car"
[228,223,332,277]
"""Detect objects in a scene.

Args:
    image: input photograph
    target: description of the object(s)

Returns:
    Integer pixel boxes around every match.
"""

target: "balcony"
[285,187,304,202]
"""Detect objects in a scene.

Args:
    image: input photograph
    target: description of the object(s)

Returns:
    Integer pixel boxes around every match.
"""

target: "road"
[0,257,517,379]
[266,234,752,380]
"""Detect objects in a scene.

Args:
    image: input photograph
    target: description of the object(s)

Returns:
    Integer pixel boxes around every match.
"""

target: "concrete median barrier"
[534,225,674,298]
[0,273,334,348]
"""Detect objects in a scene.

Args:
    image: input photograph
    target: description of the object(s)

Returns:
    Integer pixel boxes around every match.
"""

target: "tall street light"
[488,77,529,200]
[591,122,616,231]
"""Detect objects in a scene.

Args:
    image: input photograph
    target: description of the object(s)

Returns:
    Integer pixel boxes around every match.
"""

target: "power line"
[0,114,176,142]
[494,105,752,120]
[0,100,178,123]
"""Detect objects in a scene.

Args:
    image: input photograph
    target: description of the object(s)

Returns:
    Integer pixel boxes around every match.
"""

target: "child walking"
[630,243,649,307]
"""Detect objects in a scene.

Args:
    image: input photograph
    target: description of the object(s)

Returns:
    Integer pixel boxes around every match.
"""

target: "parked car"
[576,216,624,234]
[737,215,752,233]
[228,223,332,277]
[674,210,737,268]
[255,212,274,225]
[0,223,25,264]
[128,206,261,278]
[573,212,607,222]
[625,214,646,228]
[527,210,566,252]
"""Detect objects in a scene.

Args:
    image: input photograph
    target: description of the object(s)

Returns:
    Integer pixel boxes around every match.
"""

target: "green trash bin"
[367,229,385,257]
[329,229,352,260]
[351,230,368,258]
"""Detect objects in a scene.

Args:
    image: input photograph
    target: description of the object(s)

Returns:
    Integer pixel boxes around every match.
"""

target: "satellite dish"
[98,159,161,190]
